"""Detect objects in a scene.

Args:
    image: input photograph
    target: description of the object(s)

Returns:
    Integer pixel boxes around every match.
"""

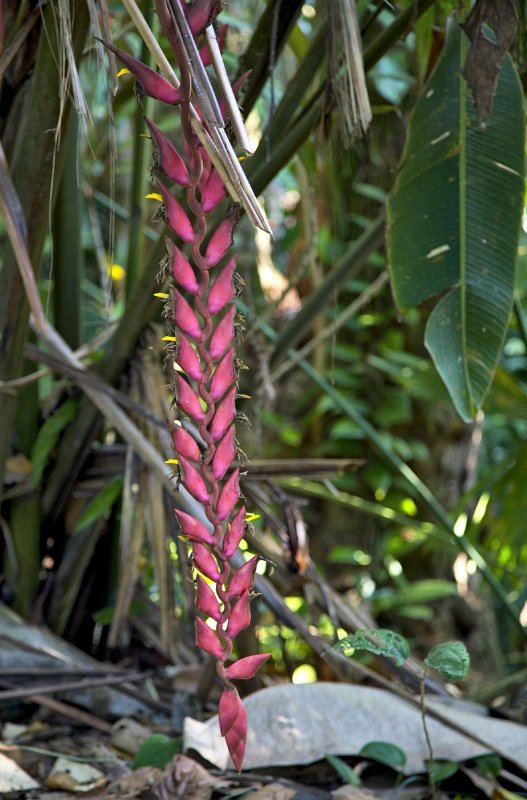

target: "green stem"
[363,0,436,70]
[247,94,323,195]
[53,113,82,350]
[420,672,437,800]
[126,4,155,299]
[0,0,89,491]
[265,24,326,141]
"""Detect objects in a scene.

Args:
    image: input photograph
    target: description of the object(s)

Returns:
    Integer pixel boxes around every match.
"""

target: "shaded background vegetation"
[0,0,526,719]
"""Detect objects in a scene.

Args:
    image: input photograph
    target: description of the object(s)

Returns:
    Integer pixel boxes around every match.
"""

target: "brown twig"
[0,678,112,733]
[0,671,147,701]
[24,342,166,430]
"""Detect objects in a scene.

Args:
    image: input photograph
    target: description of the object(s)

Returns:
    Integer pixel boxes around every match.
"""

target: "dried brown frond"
[328,0,372,144]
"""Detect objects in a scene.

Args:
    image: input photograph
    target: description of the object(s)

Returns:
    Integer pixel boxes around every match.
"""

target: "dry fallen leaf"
[107,765,163,796]
[461,0,518,122]
[0,752,39,792]
[45,757,106,792]
[155,753,228,800]
[247,783,297,800]
[332,788,378,800]
[110,717,153,756]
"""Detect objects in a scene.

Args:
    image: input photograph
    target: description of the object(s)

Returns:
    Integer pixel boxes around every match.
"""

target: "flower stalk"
[104,0,269,771]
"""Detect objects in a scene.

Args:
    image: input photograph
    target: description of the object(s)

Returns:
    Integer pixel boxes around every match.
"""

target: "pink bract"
[166,238,199,294]
[225,653,270,680]
[175,509,216,546]
[210,305,235,360]
[192,542,222,583]
[103,41,183,104]
[147,119,192,187]
[216,468,240,521]
[179,455,210,504]
[158,180,196,244]
[176,334,203,382]
[210,387,236,441]
[210,347,236,401]
[205,218,234,267]
[226,555,259,600]
[227,590,251,637]
[171,288,203,342]
[207,257,236,314]
[196,575,223,622]
[196,616,224,660]
[219,688,247,772]
[211,424,236,480]
[222,505,246,559]
[172,424,201,461]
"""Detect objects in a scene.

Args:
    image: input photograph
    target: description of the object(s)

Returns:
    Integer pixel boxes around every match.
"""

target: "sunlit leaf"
[334,628,410,666]
[372,580,458,614]
[424,640,470,681]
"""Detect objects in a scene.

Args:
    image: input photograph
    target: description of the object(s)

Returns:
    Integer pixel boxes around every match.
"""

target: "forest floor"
[1,617,526,800]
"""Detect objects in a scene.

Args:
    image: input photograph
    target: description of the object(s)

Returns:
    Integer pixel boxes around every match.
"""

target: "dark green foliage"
[30,398,79,487]
[428,760,460,783]
[133,734,182,769]
[325,754,361,787]
[359,741,407,771]
[74,475,124,533]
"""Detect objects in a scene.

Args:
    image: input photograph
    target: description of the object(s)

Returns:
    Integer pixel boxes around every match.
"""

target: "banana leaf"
[387,20,525,420]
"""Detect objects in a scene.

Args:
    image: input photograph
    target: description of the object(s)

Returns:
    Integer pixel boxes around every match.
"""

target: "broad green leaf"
[473,753,502,777]
[325,754,362,787]
[424,641,470,681]
[334,628,410,667]
[387,21,525,420]
[359,741,407,770]
[429,760,459,782]
[372,579,458,613]
[74,475,124,533]
[30,398,78,487]
[133,733,181,769]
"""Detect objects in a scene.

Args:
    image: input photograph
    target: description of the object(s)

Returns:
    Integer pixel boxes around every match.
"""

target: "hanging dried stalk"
[328,0,372,143]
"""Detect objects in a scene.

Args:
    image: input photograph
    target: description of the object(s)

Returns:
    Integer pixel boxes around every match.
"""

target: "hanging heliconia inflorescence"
[102,0,269,772]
